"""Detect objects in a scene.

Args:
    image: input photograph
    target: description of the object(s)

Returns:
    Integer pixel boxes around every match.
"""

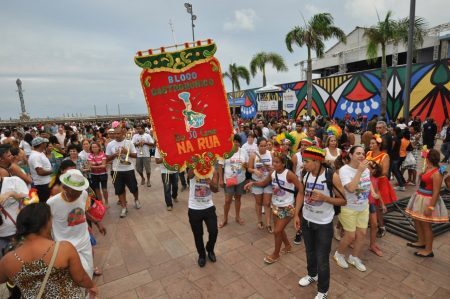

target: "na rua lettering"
[176,135,221,155]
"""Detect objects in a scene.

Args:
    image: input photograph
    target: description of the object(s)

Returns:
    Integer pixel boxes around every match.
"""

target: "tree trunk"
[380,44,387,119]
[306,47,313,116]
[232,82,236,117]
[262,66,267,87]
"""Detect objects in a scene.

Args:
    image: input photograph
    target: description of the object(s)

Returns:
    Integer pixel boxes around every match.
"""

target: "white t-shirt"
[55,132,66,148]
[302,170,334,224]
[271,169,295,207]
[47,191,93,277]
[105,139,137,172]
[262,127,270,139]
[241,142,258,157]
[294,152,303,178]
[154,148,176,174]
[325,148,342,164]
[188,176,214,210]
[19,140,32,156]
[339,165,370,211]
[78,150,89,162]
[252,151,272,182]
[132,133,154,158]
[0,177,29,237]
[28,150,52,185]
[220,148,249,184]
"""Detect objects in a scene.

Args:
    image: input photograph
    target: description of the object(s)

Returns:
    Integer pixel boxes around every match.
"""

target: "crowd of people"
[0,113,449,299]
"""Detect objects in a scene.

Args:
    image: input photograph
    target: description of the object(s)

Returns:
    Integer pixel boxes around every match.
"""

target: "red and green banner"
[135,40,234,178]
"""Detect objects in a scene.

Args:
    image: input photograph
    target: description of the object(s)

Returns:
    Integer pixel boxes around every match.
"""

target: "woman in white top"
[324,135,342,168]
[245,152,303,264]
[248,137,273,233]
[334,145,371,273]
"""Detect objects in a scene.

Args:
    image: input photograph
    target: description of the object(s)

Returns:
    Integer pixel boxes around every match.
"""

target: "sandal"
[281,246,292,255]
[93,267,103,276]
[266,225,273,234]
[218,220,228,228]
[263,255,280,264]
[369,246,383,257]
[236,218,245,225]
[406,242,426,249]
[257,222,264,229]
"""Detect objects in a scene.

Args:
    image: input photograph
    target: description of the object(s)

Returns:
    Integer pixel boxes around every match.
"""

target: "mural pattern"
[229,59,450,127]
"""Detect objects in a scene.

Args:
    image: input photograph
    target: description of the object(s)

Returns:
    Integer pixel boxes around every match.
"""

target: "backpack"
[303,164,346,215]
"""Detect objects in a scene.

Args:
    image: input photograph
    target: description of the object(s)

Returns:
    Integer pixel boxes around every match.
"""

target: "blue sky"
[0,0,447,119]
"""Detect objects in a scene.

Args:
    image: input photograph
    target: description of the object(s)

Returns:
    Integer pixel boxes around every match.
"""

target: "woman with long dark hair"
[405,149,449,257]
[0,203,98,298]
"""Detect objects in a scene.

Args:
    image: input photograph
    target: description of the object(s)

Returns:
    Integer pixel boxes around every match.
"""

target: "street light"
[184,2,196,42]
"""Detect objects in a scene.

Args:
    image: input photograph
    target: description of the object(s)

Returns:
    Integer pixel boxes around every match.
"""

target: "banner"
[282,88,297,113]
[135,40,234,178]
[257,92,281,111]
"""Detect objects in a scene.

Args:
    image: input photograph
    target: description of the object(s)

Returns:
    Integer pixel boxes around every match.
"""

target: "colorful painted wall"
[229,59,450,126]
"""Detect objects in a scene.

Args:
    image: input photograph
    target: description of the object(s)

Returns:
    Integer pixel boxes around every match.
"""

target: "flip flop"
[264,255,280,264]
[266,225,273,234]
[406,242,426,249]
[281,246,292,254]
[93,267,103,276]
[369,247,383,257]
[218,221,228,228]
[257,222,264,229]
[236,218,245,225]
[414,251,434,258]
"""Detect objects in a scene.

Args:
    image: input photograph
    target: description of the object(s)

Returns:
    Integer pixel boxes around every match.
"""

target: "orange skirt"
[377,176,397,205]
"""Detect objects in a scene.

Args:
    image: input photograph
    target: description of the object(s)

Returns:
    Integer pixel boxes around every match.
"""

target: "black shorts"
[90,173,108,190]
[113,170,138,195]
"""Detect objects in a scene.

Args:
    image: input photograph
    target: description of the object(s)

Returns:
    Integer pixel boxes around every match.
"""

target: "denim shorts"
[224,181,245,196]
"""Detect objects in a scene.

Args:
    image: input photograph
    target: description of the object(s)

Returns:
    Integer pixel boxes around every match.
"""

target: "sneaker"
[333,251,348,269]
[394,186,406,191]
[120,208,128,218]
[173,197,179,203]
[134,200,142,209]
[347,255,367,272]
[167,206,173,211]
[333,225,342,241]
[407,181,416,186]
[298,275,318,287]
[294,231,302,245]
[181,185,187,192]
[376,226,386,238]
[314,292,328,299]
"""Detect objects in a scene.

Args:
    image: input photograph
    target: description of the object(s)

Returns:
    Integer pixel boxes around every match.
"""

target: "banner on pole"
[135,40,234,178]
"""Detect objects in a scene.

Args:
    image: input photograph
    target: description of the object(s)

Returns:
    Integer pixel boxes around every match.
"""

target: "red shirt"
[88,152,107,175]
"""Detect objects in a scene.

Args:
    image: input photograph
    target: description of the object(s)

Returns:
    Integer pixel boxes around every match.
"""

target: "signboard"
[135,40,234,177]
[283,88,297,113]
[257,93,281,111]
[228,97,245,106]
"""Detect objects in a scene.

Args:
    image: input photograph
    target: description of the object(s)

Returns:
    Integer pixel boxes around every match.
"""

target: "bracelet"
[427,206,435,211]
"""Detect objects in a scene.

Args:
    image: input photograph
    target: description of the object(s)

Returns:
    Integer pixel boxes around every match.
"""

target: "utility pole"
[118,104,121,116]
[169,19,178,48]
[94,104,97,117]
[106,104,109,116]
[184,3,197,42]
[403,0,416,120]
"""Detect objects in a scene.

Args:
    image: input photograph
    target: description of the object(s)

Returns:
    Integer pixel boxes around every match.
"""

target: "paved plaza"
[81,163,450,298]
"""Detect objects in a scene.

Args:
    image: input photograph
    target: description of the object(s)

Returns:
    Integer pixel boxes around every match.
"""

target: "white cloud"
[223,9,257,32]
[304,4,320,15]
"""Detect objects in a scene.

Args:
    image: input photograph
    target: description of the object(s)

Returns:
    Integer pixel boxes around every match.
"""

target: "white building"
[308,23,450,77]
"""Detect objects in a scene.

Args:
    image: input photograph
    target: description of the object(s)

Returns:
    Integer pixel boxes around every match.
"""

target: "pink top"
[88,152,107,175]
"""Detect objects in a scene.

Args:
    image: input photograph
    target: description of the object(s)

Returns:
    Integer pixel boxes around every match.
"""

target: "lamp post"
[184,3,197,42]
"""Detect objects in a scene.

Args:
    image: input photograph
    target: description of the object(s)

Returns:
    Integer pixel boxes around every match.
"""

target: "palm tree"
[364,11,426,117]
[249,52,288,87]
[285,13,346,115]
[223,63,250,116]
